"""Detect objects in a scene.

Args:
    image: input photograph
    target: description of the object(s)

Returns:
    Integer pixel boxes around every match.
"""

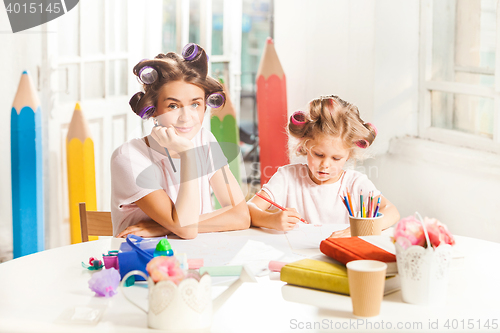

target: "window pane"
[212,0,224,56]
[211,62,226,81]
[81,0,104,56]
[241,0,270,91]
[58,2,79,57]
[189,0,201,44]
[431,91,493,138]
[163,0,177,52]
[431,0,496,87]
[108,60,128,96]
[58,64,80,103]
[84,62,105,99]
[109,0,128,53]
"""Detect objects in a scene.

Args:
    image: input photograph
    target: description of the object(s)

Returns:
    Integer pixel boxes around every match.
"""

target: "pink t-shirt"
[261,164,378,225]
[110,128,227,236]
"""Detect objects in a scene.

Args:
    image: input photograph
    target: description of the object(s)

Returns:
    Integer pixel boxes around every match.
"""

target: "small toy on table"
[82,257,104,270]
[88,267,121,297]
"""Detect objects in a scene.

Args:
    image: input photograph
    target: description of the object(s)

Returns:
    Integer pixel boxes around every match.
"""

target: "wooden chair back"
[79,202,113,242]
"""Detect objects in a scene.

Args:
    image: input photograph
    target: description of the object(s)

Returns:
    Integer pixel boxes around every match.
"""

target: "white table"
[0,225,499,333]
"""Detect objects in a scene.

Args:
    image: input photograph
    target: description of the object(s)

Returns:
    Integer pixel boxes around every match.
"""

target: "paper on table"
[228,240,284,276]
[284,224,346,256]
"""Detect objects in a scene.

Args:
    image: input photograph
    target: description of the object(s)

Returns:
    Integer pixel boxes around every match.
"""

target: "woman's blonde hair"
[288,95,377,160]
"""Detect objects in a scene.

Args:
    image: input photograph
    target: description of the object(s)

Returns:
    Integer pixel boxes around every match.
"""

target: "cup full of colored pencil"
[340,189,384,236]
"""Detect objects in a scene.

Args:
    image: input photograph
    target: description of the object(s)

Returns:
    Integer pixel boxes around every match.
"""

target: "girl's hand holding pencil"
[255,192,309,230]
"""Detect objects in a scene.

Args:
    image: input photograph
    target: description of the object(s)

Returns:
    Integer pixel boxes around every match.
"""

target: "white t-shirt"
[261,164,378,225]
[110,128,227,236]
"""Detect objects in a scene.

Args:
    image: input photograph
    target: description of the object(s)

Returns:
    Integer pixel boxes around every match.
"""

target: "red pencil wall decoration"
[256,37,289,185]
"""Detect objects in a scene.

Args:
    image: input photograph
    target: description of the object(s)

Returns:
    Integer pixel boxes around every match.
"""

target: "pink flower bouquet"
[146,256,185,285]
[393,215,455,250]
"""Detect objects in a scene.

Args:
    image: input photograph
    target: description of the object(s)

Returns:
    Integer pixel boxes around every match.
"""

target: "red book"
[320,236,397,275]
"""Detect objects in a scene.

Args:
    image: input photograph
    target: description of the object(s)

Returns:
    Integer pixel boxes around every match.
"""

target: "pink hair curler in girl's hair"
[356,140,369,149]
[366,122,378,135]
[291,111,306,126]
[206,92,225,108]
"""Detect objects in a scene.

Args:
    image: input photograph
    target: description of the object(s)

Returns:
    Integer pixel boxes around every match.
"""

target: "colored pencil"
[11,71,44,257]
[256,37,289,185]
[255,192,308,224]
[66,103,98,243]
[342,195,353,217]
[346,190,353,214]
[373,196,382,217]
[211,79,240,209]
[360,190,364,217]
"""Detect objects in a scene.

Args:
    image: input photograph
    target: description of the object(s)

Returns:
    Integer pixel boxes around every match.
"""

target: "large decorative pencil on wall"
[66,103,98,243]
[211,79,241,184]
[11,71,44,258]
[256,37,289,185]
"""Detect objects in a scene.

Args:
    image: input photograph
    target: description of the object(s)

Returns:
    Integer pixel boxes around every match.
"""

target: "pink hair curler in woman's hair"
[206,92,225,108]
[138,66,159,85]
[291,111,306,126]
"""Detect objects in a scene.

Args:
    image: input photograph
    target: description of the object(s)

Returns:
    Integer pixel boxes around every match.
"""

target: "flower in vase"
[424,217,456,247]
[393,215,456,249]
[393,216,426,249]
[146,256,185,285]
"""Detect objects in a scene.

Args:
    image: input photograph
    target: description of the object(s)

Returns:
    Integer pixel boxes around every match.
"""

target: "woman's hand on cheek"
[329,227,351,238]
[151,126,194,154]
[116,221,170,238]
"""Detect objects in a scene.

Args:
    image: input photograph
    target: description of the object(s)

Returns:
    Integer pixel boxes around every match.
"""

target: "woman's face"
[305,135,350,185]
[155,80,206,140]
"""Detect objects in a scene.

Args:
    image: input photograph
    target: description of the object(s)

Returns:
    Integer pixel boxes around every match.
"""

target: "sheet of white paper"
[228,240,284,276]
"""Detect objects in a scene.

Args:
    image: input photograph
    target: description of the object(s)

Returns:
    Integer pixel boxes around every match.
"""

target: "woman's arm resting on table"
[196,165,250,232]
[248,191,302,231]
[329,196,400,238]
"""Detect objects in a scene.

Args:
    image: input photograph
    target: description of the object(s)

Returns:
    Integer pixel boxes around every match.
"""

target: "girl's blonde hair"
[288,95,377,159]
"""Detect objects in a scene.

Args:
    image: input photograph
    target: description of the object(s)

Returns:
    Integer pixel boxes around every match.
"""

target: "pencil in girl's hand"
[255,192,309,224]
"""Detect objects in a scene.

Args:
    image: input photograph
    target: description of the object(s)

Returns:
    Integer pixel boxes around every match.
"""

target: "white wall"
[275,0,499,242]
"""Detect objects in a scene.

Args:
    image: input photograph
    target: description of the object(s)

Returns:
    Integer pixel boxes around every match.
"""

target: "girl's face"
[155,80,206,140]
[305,135,350,185]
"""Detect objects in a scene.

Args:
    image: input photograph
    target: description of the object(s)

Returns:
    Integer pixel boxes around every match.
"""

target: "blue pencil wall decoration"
[11,71,44,258]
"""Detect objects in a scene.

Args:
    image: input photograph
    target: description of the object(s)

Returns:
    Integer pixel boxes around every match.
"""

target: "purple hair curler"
[206,93,225,108]
[139,106,155,119]
[138,66,159,85]
[182,43,199,61]
[356,140,369,149]
[291,111,306,126]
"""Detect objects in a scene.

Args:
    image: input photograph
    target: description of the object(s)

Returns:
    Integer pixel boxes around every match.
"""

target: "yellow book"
[280,259,399,296]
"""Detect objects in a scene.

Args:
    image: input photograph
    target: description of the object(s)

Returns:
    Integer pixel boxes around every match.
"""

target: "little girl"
[111,44,250,239]
[248,95,399,237]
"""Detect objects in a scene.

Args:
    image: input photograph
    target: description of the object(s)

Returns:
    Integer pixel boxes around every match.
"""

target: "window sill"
[387,136,500,176]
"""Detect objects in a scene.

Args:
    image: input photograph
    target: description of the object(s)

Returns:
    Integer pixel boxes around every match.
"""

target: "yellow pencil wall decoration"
[66,102,98,243]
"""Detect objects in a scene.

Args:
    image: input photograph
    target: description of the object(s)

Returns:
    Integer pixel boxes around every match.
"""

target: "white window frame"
[419,0,500,154]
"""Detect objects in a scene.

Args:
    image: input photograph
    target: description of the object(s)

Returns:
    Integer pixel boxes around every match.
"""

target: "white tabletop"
[0,225,499,333]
